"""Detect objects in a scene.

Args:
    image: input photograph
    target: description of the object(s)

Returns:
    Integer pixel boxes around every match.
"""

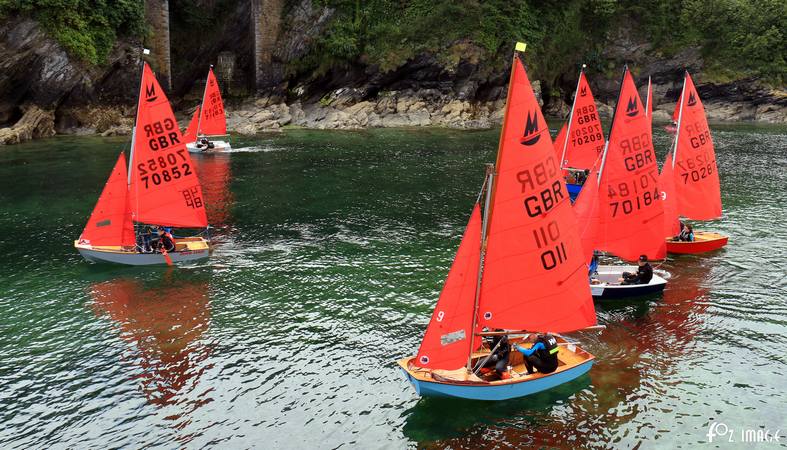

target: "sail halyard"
[559,66,584,169]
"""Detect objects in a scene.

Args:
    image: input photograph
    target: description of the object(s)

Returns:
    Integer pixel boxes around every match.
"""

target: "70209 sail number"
[137,149,192,189]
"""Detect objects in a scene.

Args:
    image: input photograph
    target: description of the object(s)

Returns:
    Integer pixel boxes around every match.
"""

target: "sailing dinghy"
[573,67,668,299]
[660,71,728,254]
[553,66,606,201]
[75,62,210,265]
[398,44,597,401]
[186,66,231,153]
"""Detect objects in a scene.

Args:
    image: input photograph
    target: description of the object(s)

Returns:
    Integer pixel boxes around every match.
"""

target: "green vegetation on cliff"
[0,0,143,65]
[311,0,786,84]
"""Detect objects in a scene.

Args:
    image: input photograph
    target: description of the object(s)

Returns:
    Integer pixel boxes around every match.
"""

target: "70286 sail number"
[137,149,192,189]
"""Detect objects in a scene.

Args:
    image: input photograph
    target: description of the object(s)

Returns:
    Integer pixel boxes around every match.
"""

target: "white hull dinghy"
[590,265,667,299]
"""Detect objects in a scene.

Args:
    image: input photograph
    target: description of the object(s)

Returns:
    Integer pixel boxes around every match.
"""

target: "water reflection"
[193,154,233,228]
[89,275,213,417]
[403,258,713,447]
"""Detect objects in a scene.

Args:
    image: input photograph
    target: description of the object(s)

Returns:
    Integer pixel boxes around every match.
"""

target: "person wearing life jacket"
[588,250,600,282]
[515,333,559,375]
[620,254,653,285]
[678,223,694,242]
[479,333,511,380]
[156,227,175,253]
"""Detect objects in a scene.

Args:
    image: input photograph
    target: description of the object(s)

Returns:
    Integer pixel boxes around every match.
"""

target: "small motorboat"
[398,335,594,401]
[666,231,728,254]
[590,265,668,299]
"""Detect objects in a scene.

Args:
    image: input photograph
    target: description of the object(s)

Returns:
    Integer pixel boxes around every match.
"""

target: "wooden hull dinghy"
[183,67,230,155]
[399,44,599,402]
[590,265,667,299]
[659,72,725,253]
[398,335,593,401]
[666,231,728,254]
[76,61,212,266]
[75,237,209,265]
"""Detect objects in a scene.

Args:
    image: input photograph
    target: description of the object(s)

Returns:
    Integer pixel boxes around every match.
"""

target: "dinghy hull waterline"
[666,231,728,254]
[186,140,231,154]
[590,265,668,299]
[398,336,594,401]
[75,238,210,266]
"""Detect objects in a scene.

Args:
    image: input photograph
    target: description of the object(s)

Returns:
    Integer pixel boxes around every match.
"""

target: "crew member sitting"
[620,254,653,285]
[574,169,590,185]
[479,333,511,380]
[515,334,559,375]
[138,226,155,253]
[156,228,176,253]
[678,223,694,242]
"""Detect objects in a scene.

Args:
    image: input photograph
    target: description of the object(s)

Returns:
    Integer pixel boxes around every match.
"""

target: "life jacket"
[159,231,176,251]
[533,334,559,373]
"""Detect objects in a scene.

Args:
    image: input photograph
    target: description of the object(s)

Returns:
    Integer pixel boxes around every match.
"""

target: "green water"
[0,126,786,448]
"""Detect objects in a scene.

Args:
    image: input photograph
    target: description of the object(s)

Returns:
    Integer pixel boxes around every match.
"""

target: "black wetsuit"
[518,334,559,374]
[483,335,510,374]
[622,263,653,285]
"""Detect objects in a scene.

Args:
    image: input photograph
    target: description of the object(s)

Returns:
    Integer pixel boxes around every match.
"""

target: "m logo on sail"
[688,92,697,106]
[580,86,587,97]
[520,111,540,146]
[145,84,158,102]
[625,97,638,117]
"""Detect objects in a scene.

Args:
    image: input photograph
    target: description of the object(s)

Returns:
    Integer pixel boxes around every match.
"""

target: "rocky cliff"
[0,2,785,145]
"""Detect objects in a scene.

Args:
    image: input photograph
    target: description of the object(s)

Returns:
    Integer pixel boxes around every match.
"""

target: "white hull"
[590,265,668,299]
[186,140,231,154]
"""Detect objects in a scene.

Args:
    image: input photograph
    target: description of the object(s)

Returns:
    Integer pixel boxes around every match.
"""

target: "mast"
[559,64,586,170]
[195,65,212,138]
[466,43,523,371]
[128,48,149,186]
[645,76,652,117]
[671,71,688,168]
[596,65,630,184]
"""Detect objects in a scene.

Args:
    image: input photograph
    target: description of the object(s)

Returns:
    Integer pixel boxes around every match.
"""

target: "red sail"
[593,69,666,261]
[128,63,208,228]
[478,58,596,333]
[79,153,135,247]
[659,152,681,237]
[199,68,227,136]
[572,165,601,262]
[559,72,605,171]
[553,122,567,160]
[182,107,199,143]
[671,72,722,220]
[415,205,482,370]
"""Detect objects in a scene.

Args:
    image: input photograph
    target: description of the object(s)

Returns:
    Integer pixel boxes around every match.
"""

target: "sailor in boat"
[195,137,215,151]
[574,169,590,185]
[619,255,654,285]
[479,333,512,380]
[588,250,601,283]
[677,223,694,242]
[156,227,176,253]
[514,334,559,375]
[138,226,155,253]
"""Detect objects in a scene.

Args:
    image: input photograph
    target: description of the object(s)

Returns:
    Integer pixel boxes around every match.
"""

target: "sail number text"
[137,149,192,189]
[143,118,181,151]
[517,155,565,218]
[607,170,659,217]
[532,220,569,270]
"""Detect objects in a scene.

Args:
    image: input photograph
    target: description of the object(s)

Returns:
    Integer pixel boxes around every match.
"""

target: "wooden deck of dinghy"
[666,231,728,254]
[74,237,209,254]
[398,335,594,387]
